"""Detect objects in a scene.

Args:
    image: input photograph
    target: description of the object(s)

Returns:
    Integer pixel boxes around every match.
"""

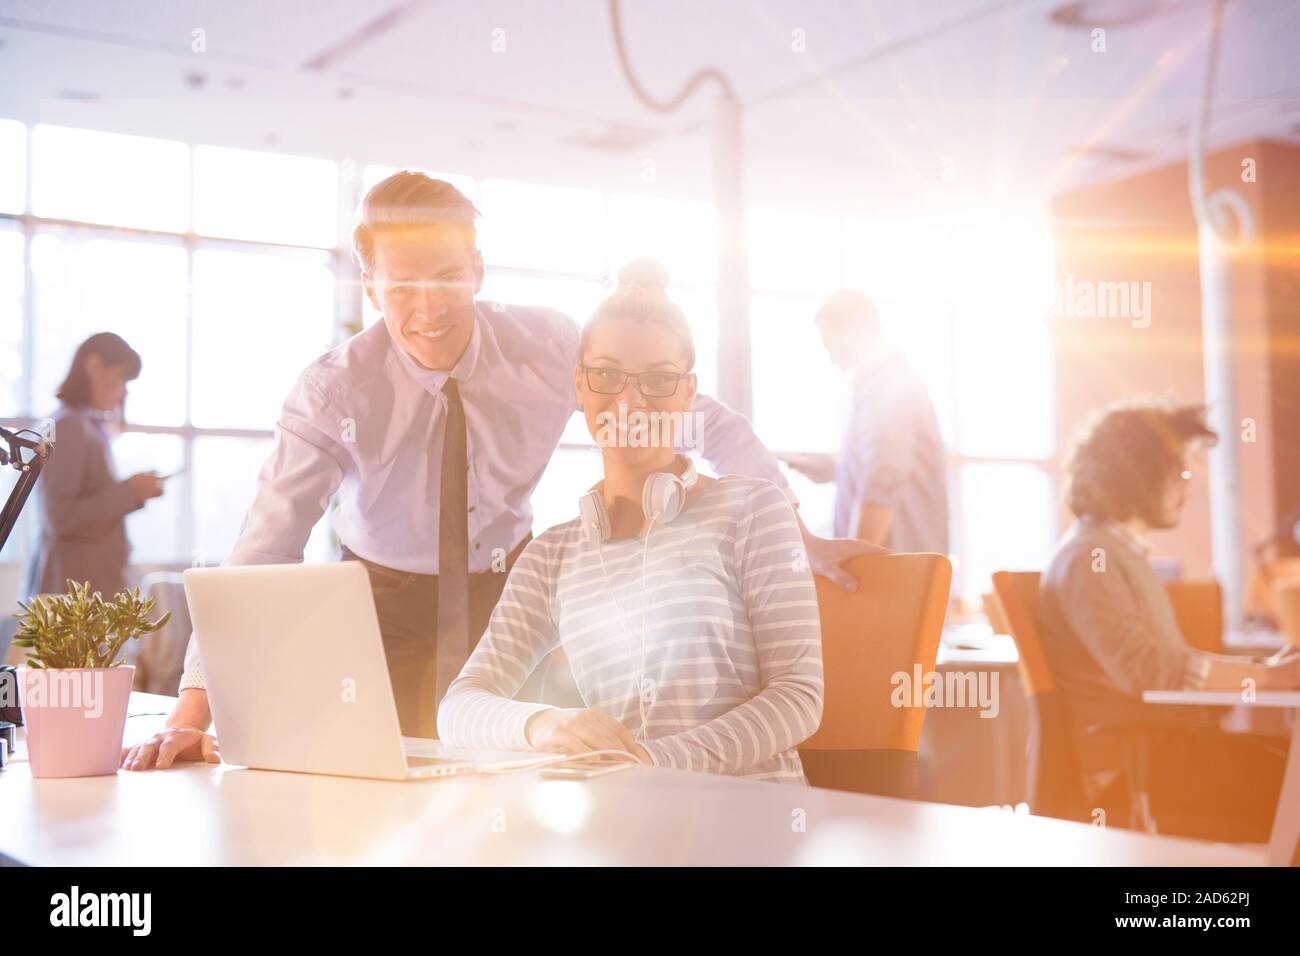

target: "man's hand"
[524,707,639,757]
[778,452,838,485]
[120,727,220,770]
[798,512,888,592]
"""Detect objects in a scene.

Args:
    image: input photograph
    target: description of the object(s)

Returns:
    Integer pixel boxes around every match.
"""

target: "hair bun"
[616,257,671,293]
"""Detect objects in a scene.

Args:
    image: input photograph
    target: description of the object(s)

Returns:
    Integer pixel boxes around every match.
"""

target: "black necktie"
[434,377,470,712]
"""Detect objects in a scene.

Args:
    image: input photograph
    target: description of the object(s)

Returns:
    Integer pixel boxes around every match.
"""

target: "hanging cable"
[1188,0,1249,239]
[608,0,737,110]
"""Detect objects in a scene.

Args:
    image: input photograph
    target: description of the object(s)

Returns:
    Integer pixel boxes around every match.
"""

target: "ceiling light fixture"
[1050,0,1170,29]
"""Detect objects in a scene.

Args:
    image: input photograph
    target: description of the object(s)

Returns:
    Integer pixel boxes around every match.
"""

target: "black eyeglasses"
[581,365,686,398]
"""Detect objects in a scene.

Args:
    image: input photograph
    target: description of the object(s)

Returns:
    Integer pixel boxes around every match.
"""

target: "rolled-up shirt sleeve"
[1054,547,1192,694]
[179,374,349,691]
[685,393,795,504]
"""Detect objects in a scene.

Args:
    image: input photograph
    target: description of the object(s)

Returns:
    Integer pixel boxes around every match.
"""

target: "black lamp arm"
[0,425,54,555]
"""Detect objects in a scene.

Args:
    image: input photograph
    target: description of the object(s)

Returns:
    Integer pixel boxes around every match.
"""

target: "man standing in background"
[783,290,949,555]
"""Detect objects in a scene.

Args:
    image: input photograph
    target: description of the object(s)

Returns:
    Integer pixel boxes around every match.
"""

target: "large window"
[0,223,23,412]
[189,246,335,429]
[31,124,188,233]
[751,212,1059,603]
[193,145,338,248]
[0,120,26,215]
[29,231,188,427]
[0,124,342,568]
[0,118,1059,611]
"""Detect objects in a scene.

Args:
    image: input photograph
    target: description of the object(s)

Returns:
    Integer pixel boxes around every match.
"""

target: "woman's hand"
[120,727,220,770]
[524,707,639,757]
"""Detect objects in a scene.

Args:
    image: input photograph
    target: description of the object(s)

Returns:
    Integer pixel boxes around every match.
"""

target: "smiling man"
[120,171,874,769]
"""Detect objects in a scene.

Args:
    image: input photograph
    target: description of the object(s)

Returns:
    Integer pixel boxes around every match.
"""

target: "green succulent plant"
[12,580,171,670]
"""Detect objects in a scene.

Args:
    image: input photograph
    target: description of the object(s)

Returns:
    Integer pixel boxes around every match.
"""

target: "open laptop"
[182,562,570,780]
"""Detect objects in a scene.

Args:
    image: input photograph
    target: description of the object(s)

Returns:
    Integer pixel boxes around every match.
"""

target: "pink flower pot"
[20,666,134,778]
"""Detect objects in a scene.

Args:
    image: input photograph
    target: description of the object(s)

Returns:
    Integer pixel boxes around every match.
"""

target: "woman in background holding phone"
[22,332,165,604]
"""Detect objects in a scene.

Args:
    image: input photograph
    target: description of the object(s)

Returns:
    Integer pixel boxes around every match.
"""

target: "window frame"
[1,123,1059,607]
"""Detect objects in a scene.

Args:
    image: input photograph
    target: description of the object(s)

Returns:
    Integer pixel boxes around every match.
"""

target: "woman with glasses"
[438,259,824,783]
[21,332,165,606]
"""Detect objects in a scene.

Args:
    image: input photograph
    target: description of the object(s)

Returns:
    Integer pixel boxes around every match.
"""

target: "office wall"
[1049,139,1300,579]
[1258,141,1300,556]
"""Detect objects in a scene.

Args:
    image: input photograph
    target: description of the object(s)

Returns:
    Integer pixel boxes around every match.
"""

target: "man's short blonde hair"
[352,170,480,273]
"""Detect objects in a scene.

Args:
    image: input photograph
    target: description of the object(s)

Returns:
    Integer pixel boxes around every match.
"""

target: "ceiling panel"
[0,0,385,65]
[0,0,1295,214]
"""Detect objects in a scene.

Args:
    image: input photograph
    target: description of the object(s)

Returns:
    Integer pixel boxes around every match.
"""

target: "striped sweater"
[437,476,824,783]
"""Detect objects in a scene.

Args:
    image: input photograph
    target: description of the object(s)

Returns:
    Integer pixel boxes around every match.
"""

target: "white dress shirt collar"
[387,307,483,397]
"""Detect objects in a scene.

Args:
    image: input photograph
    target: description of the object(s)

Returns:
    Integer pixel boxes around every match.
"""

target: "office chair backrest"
[990,571,1052,696]
[1163,580,1223,653]
[135,572,193,695]
[1276,580,1300,648]
[799,553,950,798]
[990,570,1088,821]
[1250,557,1300,619]
[982,591,1011,635]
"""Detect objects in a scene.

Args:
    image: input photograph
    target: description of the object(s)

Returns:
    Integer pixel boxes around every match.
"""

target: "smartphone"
[538,761,635,780]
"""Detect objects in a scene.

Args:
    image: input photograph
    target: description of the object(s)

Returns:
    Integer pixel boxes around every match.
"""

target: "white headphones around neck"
[577,458,698,544]
[580,457,698,744]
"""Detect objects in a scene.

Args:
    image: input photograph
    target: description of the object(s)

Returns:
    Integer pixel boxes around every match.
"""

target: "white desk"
[938,624,1020,668]
[1141,689,1300,866]
[934,628,1025,805]
[0,692,1263,867]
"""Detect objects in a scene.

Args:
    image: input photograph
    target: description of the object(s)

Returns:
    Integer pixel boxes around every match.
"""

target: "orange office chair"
[1164,580,1224,654]
[992,571,1213,834]
[989,571,1090,821]
[799,553,951,799]
[982,591,1011,635]
[1251,558,1300,621]
[1275,580,1300,647]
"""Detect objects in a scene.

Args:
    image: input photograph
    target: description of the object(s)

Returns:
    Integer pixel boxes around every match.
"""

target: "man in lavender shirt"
[121,172,875,767]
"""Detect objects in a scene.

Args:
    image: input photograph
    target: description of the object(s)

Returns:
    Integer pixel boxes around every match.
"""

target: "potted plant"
[12,580,170,778]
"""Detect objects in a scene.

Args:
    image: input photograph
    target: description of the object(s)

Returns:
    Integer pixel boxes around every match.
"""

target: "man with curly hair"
[1039,399,1300,841]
